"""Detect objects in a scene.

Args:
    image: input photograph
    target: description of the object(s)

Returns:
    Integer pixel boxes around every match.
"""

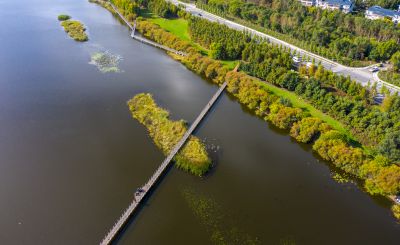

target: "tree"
[290,117,331,143]
[210,42,225,59]
[391,51,400,72]
[379,130,400,162]
[268,102,304,129]
[381,95,394,112]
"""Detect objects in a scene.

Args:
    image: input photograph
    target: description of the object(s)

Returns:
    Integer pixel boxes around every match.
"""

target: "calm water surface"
[1,0,399,244]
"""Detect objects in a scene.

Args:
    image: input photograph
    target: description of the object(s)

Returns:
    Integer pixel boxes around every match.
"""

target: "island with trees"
[58,14,88,42]
[127,93,211,176]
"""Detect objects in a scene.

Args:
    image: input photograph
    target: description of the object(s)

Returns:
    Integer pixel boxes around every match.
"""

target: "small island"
[58,14,88,42]
[57,14,70,21]
[127,93,211,176]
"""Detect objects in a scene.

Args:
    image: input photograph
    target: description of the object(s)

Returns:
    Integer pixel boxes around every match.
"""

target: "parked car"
[369,66,379,72]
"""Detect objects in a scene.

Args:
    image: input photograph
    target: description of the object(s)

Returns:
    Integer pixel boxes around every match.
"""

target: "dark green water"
[0,0,399,244]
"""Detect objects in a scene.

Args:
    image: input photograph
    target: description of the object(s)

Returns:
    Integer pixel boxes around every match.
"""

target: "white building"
[365,6,400,23]
[317,0,354,13]
[298,0,354,13]
[298,0,316,6]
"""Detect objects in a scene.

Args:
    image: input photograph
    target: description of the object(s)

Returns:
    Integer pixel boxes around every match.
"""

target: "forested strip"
[183,52,400,198]
[187,16,400,160]
[196,0,400,66]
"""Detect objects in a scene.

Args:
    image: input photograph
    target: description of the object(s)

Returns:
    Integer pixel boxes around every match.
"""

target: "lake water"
[0,0,399,244]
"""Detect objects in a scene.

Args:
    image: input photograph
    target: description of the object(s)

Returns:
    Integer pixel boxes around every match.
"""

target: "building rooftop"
[322,0,353,6]
[367,5,399,17]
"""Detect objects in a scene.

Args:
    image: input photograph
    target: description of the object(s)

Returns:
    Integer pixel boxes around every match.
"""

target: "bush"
[290,117,331,143]
[58,14,70,21]
[392,205,400,220]
[313,130,365,175]
[361,159,400,196]
[137,20,195,54]
[268,102,305,130]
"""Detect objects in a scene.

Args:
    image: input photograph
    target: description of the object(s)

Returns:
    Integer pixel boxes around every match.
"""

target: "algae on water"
[89,51,123,73]
[182,189,260,245]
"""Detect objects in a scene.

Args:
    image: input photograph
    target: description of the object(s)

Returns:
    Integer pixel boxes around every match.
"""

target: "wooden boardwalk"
[100,82,227,245]
[109,2,187,56]
[131,35,187,56]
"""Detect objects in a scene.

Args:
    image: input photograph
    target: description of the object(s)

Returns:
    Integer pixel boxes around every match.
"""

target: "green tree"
[391,51,400,72]
[210,42,225,59]
[379,130,400,162]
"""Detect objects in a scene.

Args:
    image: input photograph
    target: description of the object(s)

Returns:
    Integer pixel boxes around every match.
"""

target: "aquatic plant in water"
[182,189,260,245]
[331,171,353,184]
[89,51,123,73]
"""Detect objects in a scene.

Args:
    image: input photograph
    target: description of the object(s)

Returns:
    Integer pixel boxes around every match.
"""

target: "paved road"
[169,0,400,94]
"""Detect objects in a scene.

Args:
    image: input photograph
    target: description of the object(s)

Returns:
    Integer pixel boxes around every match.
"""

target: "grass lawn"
[150,17,190,41]
[379,70,400,87]
[145,14,210,55]
[220,60,239,70]
[141,11,239,70]
[258,81,352,137]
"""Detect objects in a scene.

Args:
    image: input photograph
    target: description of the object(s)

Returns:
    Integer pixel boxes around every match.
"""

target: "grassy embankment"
[139,12,350,138]
[58,15,88,42]
[379,70,400,87]
[141,11,238,70]
[127,93,211,176]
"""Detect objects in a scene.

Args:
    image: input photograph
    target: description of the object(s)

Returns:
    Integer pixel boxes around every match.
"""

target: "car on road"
[292,56,301,63]
[369,66,379,73]
[395,195,400,204]
[306,62,313,68]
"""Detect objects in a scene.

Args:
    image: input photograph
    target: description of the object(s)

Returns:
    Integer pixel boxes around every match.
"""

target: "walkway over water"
[100,82,227,245]
[131,34,187,56]
[109,2,187,56]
